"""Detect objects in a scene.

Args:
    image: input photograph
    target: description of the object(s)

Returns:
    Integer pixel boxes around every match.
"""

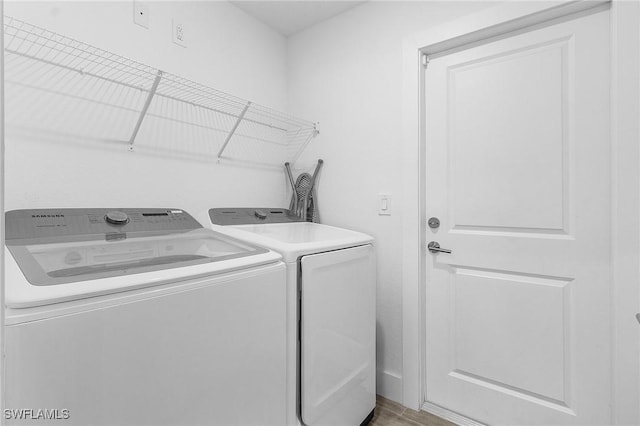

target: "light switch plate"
[378,193,392,216]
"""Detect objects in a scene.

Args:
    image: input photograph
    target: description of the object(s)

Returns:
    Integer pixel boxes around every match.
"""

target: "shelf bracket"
[217,101,251,161]
[290,122,320,165]
[129,70,163,151]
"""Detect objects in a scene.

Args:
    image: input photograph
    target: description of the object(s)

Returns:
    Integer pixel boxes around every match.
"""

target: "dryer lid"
[208,221,374,263]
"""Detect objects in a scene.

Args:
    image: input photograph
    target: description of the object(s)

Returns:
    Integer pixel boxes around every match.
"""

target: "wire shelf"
[3,16,318,166]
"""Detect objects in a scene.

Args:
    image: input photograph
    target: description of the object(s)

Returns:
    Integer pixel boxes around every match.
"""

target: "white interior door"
[424,10,611,426]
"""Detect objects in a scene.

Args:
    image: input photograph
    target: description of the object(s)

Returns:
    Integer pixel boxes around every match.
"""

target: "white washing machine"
[4,208,288,426]
[204,208,376,426]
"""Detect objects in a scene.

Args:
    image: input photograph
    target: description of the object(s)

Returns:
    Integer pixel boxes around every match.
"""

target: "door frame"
[400,1,640,424]
[1,5,6,424]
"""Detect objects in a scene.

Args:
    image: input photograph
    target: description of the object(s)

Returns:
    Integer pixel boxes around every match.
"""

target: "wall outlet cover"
[133,1,149,29]
[172,18,187,47]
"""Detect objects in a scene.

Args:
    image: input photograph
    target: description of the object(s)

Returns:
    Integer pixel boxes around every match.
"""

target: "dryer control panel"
[209,208,304,225]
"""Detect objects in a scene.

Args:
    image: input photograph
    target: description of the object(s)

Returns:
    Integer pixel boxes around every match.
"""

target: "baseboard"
[421,401,486,426]
[376,370,402,402]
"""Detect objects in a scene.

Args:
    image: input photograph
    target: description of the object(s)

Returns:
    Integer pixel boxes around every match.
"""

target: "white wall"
[3,1,291,217]
[4,0,506,406]
[287,1,496,402]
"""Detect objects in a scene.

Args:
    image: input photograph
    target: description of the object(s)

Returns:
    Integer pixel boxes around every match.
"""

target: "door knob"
[428,241,451,254]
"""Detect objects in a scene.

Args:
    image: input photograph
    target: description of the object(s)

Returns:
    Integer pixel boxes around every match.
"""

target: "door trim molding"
[609,1,640,425]
[400,2,640,424]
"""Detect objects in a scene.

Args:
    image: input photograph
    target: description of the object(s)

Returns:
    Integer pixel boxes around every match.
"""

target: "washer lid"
[209,222,373,262]
[5,245,282,309]
[8,228,273,286]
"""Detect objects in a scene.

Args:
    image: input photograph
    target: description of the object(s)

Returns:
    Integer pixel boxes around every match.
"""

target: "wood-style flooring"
[371,395,456,426]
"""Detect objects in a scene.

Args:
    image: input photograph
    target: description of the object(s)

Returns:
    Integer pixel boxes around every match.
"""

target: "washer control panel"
[6,208,202,242]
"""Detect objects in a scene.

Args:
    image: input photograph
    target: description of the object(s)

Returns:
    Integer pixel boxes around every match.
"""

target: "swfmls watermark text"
[4,409,70,421]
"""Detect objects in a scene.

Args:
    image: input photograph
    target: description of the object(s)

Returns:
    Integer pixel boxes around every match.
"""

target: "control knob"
[105,211,129,225]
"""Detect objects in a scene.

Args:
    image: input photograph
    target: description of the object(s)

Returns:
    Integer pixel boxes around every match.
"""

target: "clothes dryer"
[206,208,376,426]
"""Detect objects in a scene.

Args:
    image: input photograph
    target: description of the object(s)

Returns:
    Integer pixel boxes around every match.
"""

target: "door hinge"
[422,54,430,68]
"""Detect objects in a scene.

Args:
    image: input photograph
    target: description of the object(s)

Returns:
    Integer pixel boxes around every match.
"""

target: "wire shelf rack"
[3,16,318,166]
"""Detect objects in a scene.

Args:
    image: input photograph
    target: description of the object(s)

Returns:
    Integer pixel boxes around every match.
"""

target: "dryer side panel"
[300,244,376,426]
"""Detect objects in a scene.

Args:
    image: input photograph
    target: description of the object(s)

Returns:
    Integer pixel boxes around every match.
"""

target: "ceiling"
[230,1,367,36]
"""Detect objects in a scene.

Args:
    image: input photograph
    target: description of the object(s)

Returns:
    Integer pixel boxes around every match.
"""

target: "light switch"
[378,193,391,216]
